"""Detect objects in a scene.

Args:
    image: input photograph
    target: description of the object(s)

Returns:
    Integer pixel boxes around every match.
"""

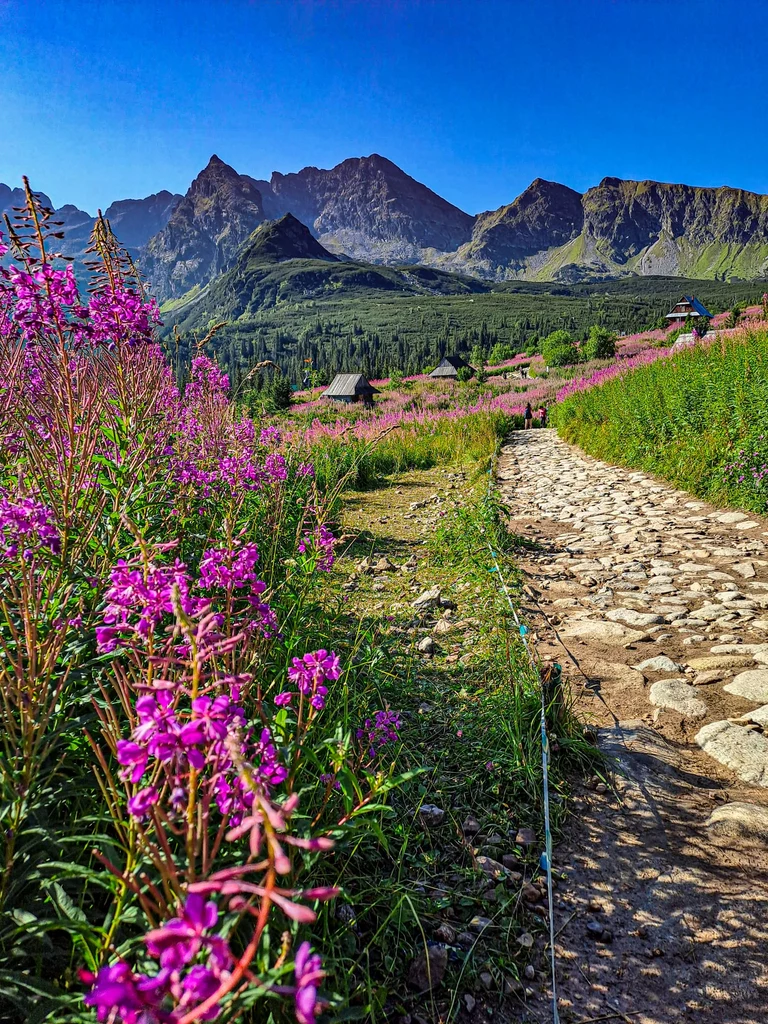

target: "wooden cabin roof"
[322,373,379,397]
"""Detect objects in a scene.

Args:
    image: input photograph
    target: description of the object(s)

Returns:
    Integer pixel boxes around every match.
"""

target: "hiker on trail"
[540,405,548,428]
[524,402,533,429]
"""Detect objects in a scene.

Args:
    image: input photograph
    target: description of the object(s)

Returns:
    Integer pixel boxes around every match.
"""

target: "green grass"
[554,325,768,512]
[307,469,594,1019]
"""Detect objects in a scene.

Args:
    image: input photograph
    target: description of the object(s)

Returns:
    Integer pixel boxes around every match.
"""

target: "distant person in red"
[524,402,533,429]
[540,405,548,428]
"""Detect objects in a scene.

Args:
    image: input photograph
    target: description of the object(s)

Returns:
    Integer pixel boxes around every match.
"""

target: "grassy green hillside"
[555,325,768,512]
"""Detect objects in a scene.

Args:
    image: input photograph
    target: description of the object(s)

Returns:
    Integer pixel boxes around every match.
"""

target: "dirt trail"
[497,429,768,1024]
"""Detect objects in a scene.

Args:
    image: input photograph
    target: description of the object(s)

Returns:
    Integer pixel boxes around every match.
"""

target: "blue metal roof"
[685,296,713,318]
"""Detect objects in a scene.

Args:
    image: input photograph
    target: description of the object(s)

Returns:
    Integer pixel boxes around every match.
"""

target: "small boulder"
[413,586,442,610]
[649,679,708,720]
[417,636,436,655]
[418,804,445,827]
[634,655,684,674]
[407,944,447,991]
[706,801,768,843]
[515,827,537,848]
[462,815,481,835]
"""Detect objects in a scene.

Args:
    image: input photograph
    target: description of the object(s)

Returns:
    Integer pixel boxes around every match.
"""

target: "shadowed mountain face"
[1,183,181,262]
[103,191,182,250]
[141,153,475,298]
[440,179,585,278]
[140,156,267,299]
[238,213,339,265]
[255,153,475,260]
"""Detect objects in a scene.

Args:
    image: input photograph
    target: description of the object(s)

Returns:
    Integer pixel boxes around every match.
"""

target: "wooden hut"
[322,373,379,407]
[665,296,713,325]
[429,354,474,379]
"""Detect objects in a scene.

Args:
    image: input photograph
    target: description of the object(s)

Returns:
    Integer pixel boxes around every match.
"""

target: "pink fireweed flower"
[298,524,336,571]
[126,785,159,819]
[293,942,325,1024]
[81,961,163,1024]
[259,425,281,446]
[357,710,402,759]
[287,650,341,710]
[144,893,222,970]
[0,491,60,560]
[199,542,260,590]
[99,558,203,650]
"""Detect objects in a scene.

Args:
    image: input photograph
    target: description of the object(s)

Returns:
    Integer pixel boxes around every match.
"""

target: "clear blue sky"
[2,0,767,215]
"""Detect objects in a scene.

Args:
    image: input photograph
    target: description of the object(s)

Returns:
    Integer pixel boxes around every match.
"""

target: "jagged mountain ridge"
[7,157,768,295]
[0,183,182,260]
[141,156,266,299]
[140,156,768,300]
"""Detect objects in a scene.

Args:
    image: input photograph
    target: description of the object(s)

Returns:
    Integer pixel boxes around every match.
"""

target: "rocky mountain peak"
[141,158,267,299]
[242,213,339,264]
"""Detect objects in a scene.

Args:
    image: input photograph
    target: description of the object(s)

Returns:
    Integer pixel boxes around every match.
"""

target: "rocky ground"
[498,429,768,1024]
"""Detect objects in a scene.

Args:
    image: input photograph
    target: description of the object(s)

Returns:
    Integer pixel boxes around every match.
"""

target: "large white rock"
[606,608,666,627]
[715,511,750,524]
[561,620,645,644]
[648,679,708,720]
[695,721,768,786]
[634,655,684,674]
[724,670,768,704]
[691,604,732,621]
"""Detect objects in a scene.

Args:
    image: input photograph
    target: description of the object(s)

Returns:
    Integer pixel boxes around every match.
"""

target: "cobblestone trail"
[497,429,768,1024]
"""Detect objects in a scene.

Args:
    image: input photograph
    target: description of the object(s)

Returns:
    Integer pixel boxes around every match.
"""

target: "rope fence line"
[484,447,561,1024]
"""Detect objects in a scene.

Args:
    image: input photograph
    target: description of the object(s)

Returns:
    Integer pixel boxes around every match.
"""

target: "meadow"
[0,186,593,1023]
[555,317,768,511]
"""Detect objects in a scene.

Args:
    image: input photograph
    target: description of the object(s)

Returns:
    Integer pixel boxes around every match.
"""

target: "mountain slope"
[242,213,339,264]
[1,182,181,263]
[103,190,182,250]
[534,178,768,282]
[141,156,267,299]
[161,214,490,334]
[434,179,584,279]
[257,153,475,261]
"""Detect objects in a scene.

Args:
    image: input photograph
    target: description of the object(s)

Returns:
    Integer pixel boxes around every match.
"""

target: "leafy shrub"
[582,325,616,360]
[542,329,578,367]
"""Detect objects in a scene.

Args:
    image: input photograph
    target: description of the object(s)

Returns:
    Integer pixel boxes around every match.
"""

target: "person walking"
[540,404,548,428]
[524,402,533,430]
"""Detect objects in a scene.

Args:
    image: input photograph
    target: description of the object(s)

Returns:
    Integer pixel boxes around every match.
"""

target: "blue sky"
[2,0,767,215]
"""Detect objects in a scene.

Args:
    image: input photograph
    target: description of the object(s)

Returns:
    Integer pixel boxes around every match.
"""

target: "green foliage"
[582,324,617,360]
[542,329,578,367]
[470,343,487,367]
[488,342,515,364]
[456,365,474,383]
[693,315,710,337]
[268,369,293,409]
[555,325,768,513]
[162,273,766,383]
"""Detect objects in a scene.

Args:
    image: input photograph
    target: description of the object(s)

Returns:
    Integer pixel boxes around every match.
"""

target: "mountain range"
[4,155,768,301]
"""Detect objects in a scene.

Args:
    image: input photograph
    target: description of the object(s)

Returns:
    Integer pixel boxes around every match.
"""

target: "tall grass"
[555,325,768,511]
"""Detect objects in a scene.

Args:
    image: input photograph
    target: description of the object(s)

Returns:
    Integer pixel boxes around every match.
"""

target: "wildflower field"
[555,322,768,512]
[0,185,602,1024]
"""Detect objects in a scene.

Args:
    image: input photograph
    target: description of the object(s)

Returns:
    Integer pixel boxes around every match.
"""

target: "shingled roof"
[429,355,474,378]
[322,373,379,398]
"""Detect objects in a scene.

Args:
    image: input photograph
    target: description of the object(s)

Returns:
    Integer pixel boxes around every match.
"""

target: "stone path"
[497,429,768,1024]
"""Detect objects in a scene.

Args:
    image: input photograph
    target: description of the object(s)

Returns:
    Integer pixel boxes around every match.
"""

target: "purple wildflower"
[287,650,341,710]
[294,942,325,1024]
